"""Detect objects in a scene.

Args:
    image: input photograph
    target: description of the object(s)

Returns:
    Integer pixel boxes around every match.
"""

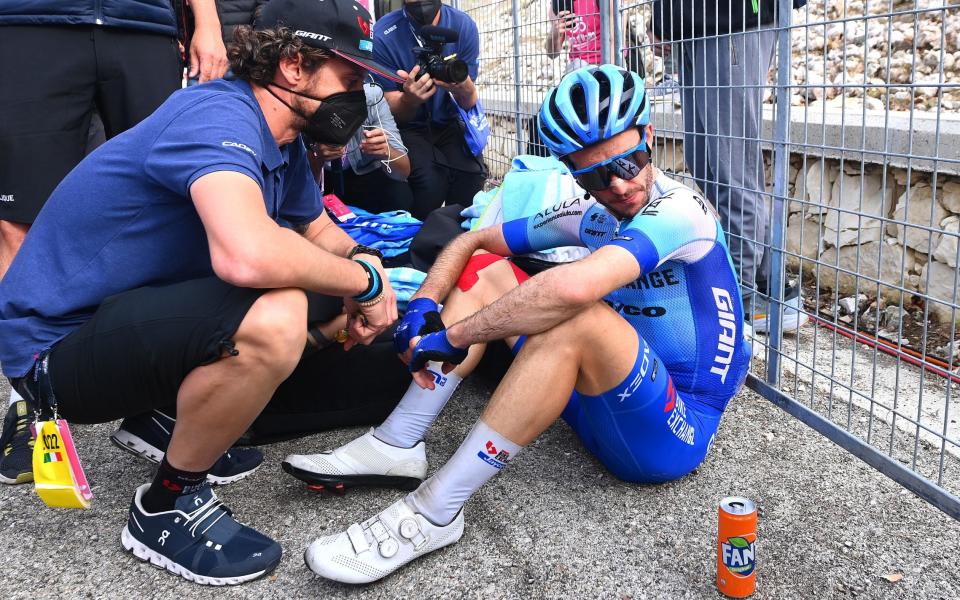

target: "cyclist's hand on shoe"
[409,331,467,390]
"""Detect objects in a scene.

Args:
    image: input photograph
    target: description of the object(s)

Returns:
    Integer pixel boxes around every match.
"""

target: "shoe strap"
[347,523,371,554]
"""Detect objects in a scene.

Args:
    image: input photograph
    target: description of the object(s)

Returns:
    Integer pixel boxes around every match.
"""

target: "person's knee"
[0,220,29,245]
[235,288,307,375]
[453,253,524,302]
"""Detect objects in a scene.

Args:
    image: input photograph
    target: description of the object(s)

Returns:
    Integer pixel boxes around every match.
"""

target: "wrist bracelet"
[353,259,383,302]
[358,294,384,308]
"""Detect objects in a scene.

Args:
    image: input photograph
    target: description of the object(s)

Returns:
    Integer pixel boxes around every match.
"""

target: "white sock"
[8,386,23,407]
[406,419,522,526]
[374,362,462,448]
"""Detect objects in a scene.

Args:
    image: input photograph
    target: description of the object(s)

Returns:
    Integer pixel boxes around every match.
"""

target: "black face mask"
[405,0,441,26]
[265,83,367,146]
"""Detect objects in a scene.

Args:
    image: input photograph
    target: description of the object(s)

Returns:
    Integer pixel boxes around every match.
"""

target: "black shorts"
[14,277,411,437]
[0,25,181,224]
[33,278,269,423]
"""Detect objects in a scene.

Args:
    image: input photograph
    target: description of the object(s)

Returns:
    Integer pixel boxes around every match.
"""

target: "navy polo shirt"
[0,78,323,378]
[373,5,479,128]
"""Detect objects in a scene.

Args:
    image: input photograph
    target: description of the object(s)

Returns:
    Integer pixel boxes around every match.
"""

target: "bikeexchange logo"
[721,535,756,577]
[476,440,512,469]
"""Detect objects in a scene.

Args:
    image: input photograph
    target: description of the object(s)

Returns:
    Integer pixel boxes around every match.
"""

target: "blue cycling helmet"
[536,64,649,158]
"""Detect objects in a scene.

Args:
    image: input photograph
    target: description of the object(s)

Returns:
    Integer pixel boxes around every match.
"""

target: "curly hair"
[228,26,332,86]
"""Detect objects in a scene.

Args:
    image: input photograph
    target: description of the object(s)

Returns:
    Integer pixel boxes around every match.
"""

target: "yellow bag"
[32,419,93,509]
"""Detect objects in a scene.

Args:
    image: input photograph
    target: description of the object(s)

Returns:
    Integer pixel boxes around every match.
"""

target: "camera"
[413,25,469,84]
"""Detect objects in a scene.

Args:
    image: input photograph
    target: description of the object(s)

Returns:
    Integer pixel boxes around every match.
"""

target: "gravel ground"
[1,374,959,600]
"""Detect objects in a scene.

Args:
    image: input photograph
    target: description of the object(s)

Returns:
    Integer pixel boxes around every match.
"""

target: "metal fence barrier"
[459,0,960,520]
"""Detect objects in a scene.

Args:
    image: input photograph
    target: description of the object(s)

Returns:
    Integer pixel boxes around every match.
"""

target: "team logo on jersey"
[662,378,676,412]
[664,382,695,445]
[710,287,738,384]
[721,535,756,577]
[532,198,582,230]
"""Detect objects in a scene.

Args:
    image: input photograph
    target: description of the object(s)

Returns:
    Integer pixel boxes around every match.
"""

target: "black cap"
[256,0,403,83]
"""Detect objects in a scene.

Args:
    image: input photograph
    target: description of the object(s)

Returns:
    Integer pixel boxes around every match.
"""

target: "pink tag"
[323,193,356,223]
[56,419,93,501]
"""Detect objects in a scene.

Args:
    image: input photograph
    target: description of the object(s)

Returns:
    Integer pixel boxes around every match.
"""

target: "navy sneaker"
[122,483,282,585]
[0,400,35,485]
[110,410,263,485]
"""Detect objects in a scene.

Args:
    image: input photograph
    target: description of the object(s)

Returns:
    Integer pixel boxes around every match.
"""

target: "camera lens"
[445,60,469,84]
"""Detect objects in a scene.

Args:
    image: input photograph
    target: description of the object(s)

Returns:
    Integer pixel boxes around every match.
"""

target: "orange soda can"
[717,496,757,598]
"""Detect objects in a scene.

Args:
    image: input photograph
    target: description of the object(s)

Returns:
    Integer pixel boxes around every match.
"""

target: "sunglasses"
[567,139,650,192]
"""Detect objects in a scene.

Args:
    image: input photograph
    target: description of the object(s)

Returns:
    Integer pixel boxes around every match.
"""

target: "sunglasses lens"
[574,167,611,191]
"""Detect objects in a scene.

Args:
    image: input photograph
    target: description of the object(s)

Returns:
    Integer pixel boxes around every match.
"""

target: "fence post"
[511,0,523,156]
[599,0,611,65]
[765,0,793,385]
[612,0,623,67]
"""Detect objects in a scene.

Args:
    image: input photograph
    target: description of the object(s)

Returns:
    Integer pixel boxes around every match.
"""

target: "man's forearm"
[188,0,220,32]
[225,225,369,297]
[449,77,478,111]
[305,214,358,258]
[445,266,589,347]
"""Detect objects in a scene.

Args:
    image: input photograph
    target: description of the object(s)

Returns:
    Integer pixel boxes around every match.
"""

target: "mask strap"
[263,83,313,123]
[267,81,330,103]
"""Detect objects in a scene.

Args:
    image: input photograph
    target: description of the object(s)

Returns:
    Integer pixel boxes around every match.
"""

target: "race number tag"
[32,419,93,509]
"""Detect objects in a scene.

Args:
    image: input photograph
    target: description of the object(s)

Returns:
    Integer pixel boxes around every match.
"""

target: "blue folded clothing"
[386,267,427,311]
[338,207,422,259]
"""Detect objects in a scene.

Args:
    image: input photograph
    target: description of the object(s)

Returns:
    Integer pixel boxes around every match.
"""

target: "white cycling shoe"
[304,497,465,584]
[281,428,427,493]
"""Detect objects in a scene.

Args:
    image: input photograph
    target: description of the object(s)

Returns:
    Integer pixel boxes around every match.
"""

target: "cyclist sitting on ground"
[286,64,752,583]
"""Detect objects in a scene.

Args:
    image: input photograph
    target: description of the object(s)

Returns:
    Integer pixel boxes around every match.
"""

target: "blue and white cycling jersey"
[502,171,750,410]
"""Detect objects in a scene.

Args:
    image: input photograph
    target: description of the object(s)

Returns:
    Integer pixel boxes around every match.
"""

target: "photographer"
[373,0,486,220]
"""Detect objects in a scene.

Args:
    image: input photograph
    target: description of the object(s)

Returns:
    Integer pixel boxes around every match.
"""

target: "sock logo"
[478,441,513,469]
[428,369,448,387]
[162,479,183,492]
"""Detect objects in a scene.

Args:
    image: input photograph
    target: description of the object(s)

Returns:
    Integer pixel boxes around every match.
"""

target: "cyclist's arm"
[445,245,640,347]
[413,195,590,304]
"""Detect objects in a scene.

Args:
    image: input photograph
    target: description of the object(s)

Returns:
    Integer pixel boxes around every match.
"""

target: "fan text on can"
[717,496,757,598]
